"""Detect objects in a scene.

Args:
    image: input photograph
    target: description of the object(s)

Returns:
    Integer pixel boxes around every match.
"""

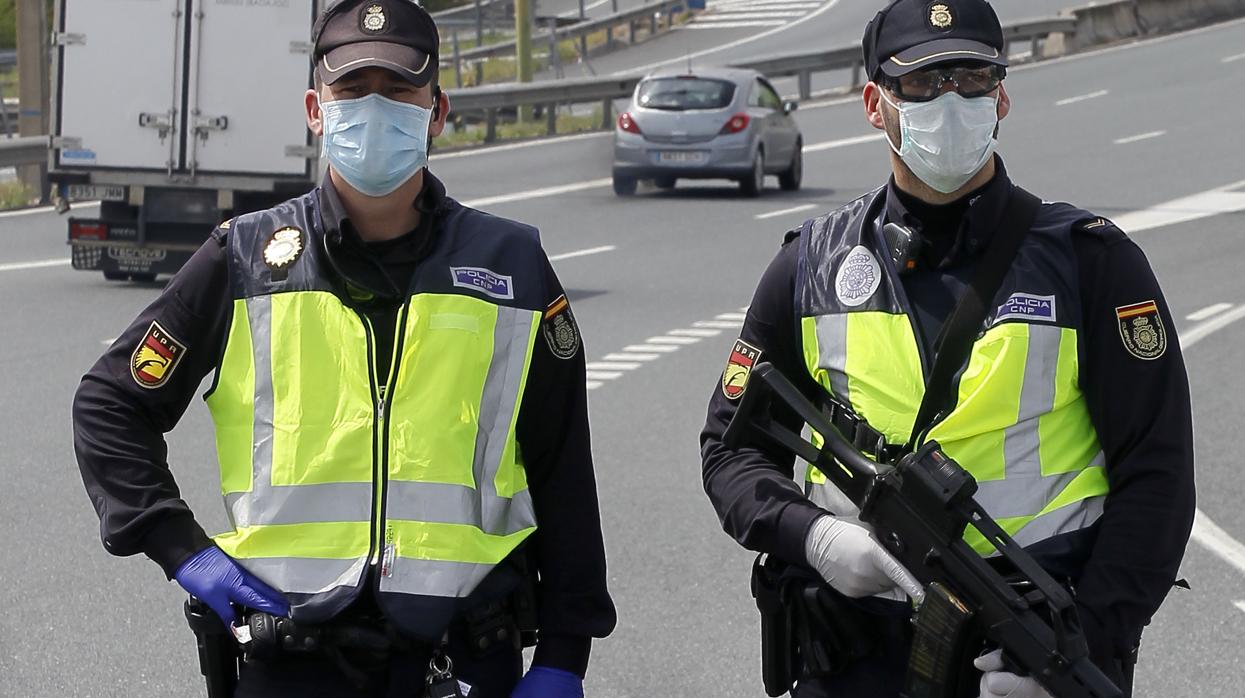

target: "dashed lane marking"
[694,320,746,329]
[804,133,887,153]
[1055,89,1109,106]
[460,178,612,208]
[646,336,701,345]
[1234,601,1245,615]
[684,20,787,28]
[604,352,660,361]
[669,328,722,337]
[1114,130,1166,145]
[586,361,643,371]
[756,203,817,220]
[585,370,624,381]
[0,258,68,273]
[1222,51,1245,63]
[549,245,616,261]
[1187,303,1233,322]
[626,344,679,353]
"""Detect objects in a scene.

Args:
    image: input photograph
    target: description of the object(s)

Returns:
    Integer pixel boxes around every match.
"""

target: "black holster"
[184,597,240,698]
[751,554,883,697]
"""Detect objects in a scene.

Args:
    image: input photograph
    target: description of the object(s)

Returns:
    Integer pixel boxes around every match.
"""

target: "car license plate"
[658,151,706,164]
[67,184,127,202]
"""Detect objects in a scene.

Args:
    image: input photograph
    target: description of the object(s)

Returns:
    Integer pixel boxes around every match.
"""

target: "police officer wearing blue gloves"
[73,1,615,695]
[701,1,1194,696]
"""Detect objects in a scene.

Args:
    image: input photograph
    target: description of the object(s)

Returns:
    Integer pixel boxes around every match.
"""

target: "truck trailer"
[50,0,326,281]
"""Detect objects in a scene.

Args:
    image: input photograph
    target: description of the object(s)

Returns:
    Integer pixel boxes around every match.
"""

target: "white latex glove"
[974,649,1053,698]
[803,514,924,601]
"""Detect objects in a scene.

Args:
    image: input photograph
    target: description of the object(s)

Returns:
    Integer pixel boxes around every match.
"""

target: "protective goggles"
[884,64,1005,102]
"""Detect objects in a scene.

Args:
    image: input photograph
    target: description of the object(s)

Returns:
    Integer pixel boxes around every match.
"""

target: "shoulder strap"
[907,186,1043,450]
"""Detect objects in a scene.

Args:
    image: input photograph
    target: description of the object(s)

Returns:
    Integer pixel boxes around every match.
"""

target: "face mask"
[319,93,432,198]
[881,90,999,194]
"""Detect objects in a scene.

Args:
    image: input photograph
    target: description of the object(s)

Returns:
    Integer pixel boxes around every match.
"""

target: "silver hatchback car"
[611,67,803,197]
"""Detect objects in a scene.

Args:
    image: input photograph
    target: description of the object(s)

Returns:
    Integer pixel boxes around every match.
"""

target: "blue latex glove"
[510,666,584,698]
[174,546,288,627]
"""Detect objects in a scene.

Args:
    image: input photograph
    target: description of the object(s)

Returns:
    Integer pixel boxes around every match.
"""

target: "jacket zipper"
[360,305,411,578]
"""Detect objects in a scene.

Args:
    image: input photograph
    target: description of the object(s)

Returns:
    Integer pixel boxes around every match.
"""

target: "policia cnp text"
[73,2,615,696]
[700,1,1195,696]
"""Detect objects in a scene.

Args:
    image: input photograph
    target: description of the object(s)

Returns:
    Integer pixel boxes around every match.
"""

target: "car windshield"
[636,78,736,111]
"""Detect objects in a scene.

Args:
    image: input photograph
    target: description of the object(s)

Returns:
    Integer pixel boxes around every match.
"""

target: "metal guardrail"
[0,136,50,168]
[445,0,687,65]
[449,15,1079,142]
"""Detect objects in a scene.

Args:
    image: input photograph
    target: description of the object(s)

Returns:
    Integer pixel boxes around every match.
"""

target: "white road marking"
[460,178,611,208]
[1235,601,1245,615]
[549,245,616,261]
[694,320,744,329]
[1055,89,1109,106]
[1113,130,1166,145]
[1186,303,1233,322]
[1222,51,1245,63]
[1113,180,1245,233]
[647,335,701,345]
[626,0,842,74]
[431,131,610,162]
[100,338,116,346]
[804,133,887,153]
[756,203,817,220]
[697,10,806,18]
[1179,308,1245,578]
[670,328,722,337]
[0,200,99,220]
[626,344,679,353]
[586,380,604,390]
[717,313,747,321]
[684,20,788,28]
[0,258,68,273]
[604,352,660,361]
[585,370,624,380]
[586,361,642,371]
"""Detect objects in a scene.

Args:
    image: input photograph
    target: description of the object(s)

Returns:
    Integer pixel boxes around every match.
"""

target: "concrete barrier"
[1065,0,1245,50]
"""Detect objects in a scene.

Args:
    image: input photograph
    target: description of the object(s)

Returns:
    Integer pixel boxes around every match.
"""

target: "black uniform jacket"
[73,172,616,675]
[701,158,1195,680]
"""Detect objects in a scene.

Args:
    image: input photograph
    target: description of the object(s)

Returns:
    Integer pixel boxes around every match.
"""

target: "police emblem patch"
[543,295,581,360]
[131,321,187,389]
[834,245,882,308]
[1116,300,1167,360]
[929,3,953,29]
[264,227,304,270]
[362,4,387,33]
[722,339,761,400]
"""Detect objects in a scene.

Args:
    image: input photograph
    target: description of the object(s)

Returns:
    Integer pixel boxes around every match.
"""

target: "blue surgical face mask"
[319,93,432,198]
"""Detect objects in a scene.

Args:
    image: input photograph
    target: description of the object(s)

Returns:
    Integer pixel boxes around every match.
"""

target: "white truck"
[50,0,326,281]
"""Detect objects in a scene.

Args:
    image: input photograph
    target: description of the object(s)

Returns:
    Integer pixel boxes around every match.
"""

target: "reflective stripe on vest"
[800,312,1108,555]
[207,291,539,603]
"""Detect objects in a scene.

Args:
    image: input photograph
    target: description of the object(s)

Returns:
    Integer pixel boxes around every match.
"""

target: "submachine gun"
[723,362,1121,698]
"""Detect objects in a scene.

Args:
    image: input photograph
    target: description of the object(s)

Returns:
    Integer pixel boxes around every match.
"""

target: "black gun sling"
[907,185,1042,450]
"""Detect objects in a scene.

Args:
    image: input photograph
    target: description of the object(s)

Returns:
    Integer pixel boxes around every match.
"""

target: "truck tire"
[103,271,128,282]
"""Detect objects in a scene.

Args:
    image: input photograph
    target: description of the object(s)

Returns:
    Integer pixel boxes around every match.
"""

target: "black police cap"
[863,0,1007,81]
[313,0,439,87]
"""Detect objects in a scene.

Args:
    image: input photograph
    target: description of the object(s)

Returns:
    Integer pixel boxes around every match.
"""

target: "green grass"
[437,109,603,149]
[0,180,33,210]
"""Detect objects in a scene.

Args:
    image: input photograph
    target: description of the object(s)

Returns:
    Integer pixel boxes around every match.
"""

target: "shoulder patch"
[542,295,581,360]
[1073,215,1125,242]
[722,339,762,400]
[1116,300,1167,360]
[130,321,188,389]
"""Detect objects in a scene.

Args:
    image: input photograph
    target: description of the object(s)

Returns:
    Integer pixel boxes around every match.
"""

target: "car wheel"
[740,150,764,198]
[779,142,803,192]
[654,177,676,190]
[613,174,638,197]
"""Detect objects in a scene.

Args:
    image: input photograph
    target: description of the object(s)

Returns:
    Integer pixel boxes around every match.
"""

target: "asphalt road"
[2,12,1245,698]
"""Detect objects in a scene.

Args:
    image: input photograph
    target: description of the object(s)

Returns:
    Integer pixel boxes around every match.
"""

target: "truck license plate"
[658,151,706,164]
[67,184,127,202]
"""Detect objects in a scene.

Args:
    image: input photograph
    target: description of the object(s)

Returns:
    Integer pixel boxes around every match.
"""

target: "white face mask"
[881,90,1000,194]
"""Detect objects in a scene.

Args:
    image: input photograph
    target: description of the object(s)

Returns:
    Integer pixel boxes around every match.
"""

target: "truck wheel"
[130,273,157,283]
[103,271,128,282]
